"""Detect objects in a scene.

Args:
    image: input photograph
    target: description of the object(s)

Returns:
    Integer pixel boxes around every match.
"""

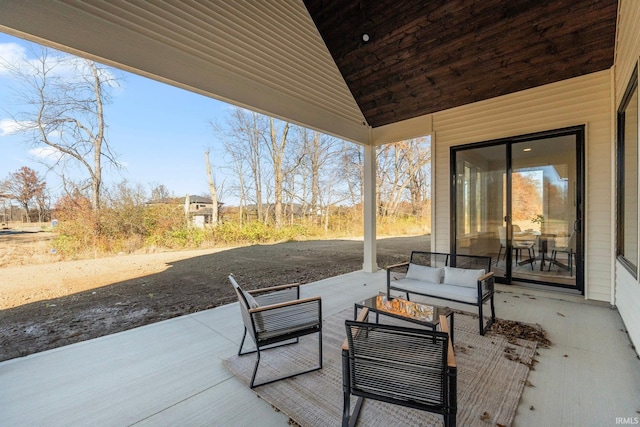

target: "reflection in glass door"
[453,144,507,266]
[511,136,579,286]
[452,127,583,291]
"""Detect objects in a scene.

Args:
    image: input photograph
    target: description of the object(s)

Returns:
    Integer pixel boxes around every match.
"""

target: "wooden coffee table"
[354,293,455,343]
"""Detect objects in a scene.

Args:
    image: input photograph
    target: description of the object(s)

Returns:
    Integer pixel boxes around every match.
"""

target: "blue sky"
[0,32,235,201]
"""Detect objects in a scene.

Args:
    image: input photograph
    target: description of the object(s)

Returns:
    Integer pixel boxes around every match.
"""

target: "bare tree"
[216,109,359,230]
[340,144,364,207]
[223,108,267,222]
[268,117,291,229]
[1,166,46,222]
[204,150,219,227]
[218,128,249,223]
[317,161,352,233]
[377,137,431,217]
[0,46,121,211]
[149,183,172,202]
[103,179,147,208]
[404,137,431,216]
[34,187,50,222]
[296,127,348,220]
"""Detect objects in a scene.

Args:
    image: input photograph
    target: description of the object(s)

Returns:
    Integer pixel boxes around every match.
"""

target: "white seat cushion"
[390,278,479,304]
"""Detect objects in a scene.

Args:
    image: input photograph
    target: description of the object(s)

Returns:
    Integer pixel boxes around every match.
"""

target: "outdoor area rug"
[223,308,539,427]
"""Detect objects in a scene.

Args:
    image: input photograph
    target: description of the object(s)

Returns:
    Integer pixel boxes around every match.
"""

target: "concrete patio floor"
[1,270,639,426]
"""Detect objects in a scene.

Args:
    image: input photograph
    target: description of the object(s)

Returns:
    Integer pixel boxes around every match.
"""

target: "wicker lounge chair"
[229,274,323,388]
[342,312,456,427]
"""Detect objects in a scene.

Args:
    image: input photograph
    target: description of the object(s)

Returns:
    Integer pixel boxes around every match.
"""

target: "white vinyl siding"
[615,0,640,102]
[614,0,640,351]
[432,70,612,301]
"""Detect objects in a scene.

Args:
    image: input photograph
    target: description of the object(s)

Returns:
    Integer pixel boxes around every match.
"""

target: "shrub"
[49,200,430,259]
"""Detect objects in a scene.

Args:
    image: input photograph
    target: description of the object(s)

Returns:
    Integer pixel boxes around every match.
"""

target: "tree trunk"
[91,61,105,211]
[270,118,289,229]
[204,150,219,226]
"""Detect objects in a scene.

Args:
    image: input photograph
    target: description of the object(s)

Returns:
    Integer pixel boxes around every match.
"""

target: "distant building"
[184,195,221,228]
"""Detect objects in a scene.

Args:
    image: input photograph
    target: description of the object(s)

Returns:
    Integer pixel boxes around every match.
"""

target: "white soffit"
[371,115,433,146]
[0,0,370,144]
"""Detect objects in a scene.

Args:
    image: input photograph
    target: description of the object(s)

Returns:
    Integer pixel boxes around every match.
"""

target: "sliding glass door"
[453,144,506,262]
[452,127,584,291]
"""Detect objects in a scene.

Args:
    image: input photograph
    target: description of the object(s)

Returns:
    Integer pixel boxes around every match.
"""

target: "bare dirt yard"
[0,229,430,362]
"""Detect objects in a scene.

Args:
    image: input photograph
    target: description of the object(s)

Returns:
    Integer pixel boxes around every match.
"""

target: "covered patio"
[1,0,640,425]
[1,271,638,426]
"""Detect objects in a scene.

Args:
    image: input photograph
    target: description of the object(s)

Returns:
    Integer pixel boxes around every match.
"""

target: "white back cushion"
[243,290,259,309]
[443,267,485,288]
[405,263,443,283]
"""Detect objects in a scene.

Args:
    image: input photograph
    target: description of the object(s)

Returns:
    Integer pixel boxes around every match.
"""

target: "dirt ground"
[0,229,430,362]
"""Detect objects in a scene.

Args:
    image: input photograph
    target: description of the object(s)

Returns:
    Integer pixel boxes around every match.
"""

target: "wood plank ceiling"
[304,0,618,128]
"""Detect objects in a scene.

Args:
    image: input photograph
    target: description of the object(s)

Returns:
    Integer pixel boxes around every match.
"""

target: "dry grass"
[0,232,61,267]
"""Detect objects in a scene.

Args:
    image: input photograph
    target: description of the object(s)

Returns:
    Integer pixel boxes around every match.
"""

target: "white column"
[362,144,378,272]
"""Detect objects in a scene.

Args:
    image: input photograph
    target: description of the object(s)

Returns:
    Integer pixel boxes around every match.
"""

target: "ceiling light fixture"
[523,148,532,152]
[361,33,370,43]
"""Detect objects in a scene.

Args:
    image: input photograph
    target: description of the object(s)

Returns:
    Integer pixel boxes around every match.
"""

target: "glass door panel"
[454,145,506,268]
[511,136,578,286]
[452,127,583,291]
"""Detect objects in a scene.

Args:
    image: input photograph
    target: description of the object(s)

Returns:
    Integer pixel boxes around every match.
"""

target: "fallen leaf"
[480,411,491,422]
[557,312,565,317]
[530,405,535,410]
[485,318,552,348]
[456,345,468,354]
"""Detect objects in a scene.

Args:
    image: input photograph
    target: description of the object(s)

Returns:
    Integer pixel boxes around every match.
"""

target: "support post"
[363,144,378,272]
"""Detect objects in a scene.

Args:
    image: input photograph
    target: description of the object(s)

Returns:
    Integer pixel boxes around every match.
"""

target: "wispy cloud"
[0,42,119,87]
[0,43,27,75]
[29,146,63,161]
[0,118,26,136]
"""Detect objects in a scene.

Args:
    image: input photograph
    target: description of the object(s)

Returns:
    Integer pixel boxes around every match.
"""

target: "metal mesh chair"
[229,274,322,388]
[342,311,457,427]
[498,225,536,269]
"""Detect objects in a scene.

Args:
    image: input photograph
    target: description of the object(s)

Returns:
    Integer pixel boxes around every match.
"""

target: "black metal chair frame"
[497,226,536,270]
[229,275,322,388]
[342,311,457,427]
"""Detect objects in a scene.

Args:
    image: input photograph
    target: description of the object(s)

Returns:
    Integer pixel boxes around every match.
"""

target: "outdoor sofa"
[386,251,495,335]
